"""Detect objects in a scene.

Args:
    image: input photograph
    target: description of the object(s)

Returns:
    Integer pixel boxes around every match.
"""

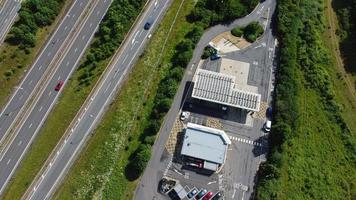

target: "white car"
[264,120,272,132]
[180,111,190,121]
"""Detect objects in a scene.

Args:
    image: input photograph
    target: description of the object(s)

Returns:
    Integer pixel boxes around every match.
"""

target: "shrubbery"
[7,0,63,48]
[188,0,259,28]
[231,21,264,42]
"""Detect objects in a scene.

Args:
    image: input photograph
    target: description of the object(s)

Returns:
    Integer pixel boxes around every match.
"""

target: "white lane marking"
[122,54,128,64]
[89,22,93,27]
[19,95,23,100]
[64,26,67,30]
[74,48,78,52]
[80,2,83,6]
[82,35,86,40]
[18,141,22,146]
[38,65,43,70]
[96,10,100,15]
[66,61,70,66]
[47,52,51,56]
[104,82,112,94]
[132,30,140,44]
[38,106,43,112]
[29,123,33,128]
[72,14,76,18]
[6,159,11,165]
[29,80,33,85]
[4,18,8,23]
[58,76,61,80]
[48,91,52,96]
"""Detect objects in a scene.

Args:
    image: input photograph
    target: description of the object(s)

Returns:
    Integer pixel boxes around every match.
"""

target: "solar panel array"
[192,69,261,111]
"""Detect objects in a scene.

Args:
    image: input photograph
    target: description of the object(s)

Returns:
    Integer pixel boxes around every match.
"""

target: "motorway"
[134,0,277,199]
[0,0,92,147]
[0,0,111,196]
[23,0,171,199]
[0,0,21,44]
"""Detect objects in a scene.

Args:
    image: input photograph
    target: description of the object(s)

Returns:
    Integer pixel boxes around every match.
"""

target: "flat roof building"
[180,123,231,172]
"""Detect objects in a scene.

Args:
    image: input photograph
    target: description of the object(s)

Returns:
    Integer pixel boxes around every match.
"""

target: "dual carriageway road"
[0,0,112,196]
[24,0,171,199]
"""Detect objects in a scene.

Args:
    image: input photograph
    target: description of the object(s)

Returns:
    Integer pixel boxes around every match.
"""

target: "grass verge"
[53,0,196,199]
[0,0,70,109]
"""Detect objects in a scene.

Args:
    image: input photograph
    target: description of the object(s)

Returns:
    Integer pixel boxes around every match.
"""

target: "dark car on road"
[144,22,151,30]
[195,189,207,199]
[55,81,64,91]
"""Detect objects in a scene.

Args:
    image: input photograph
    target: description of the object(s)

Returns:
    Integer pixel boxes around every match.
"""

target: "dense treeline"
[335,0,356,41]
[256,0,356,199]
[125,0,258,178]
[334,0,356,74]
[77,0,146,87]
[7,0,63,48]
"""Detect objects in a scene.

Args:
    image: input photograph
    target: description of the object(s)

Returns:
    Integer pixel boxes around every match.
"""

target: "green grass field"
[53,1,196,199]
[0,0,70,109]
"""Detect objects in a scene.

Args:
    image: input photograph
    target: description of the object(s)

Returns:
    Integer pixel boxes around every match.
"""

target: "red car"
[55,81,64,91]
[202,192,213,200]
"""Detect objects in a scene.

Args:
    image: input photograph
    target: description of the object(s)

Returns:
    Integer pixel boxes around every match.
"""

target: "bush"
[231,27,243,37]
[231,21,264,42]
[143,135,156,145]
[125,144,151,180]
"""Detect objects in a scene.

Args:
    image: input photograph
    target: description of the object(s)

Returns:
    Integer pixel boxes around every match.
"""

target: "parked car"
[55,81,64,91]
[211,191,224,200]
[144,22,151,30]
[180,111,190,121]
[187,188,198,199]
[210,54,221,60]
[202,191,213,200]
[195,189,207,199]
[264,120,271,132]
[266,106,272,118]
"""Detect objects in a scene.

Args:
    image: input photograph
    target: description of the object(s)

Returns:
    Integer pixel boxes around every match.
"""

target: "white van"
[264,120,271,132]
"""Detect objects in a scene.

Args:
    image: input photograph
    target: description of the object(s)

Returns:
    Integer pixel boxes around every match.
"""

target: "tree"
[131,144,151,175]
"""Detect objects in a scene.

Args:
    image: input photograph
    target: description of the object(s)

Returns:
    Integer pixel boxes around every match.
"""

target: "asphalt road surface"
[0,0,111,196]
[24,0,171,199]
[134,0,277,199]
[0,0,21,44]
[0,0,92,147]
